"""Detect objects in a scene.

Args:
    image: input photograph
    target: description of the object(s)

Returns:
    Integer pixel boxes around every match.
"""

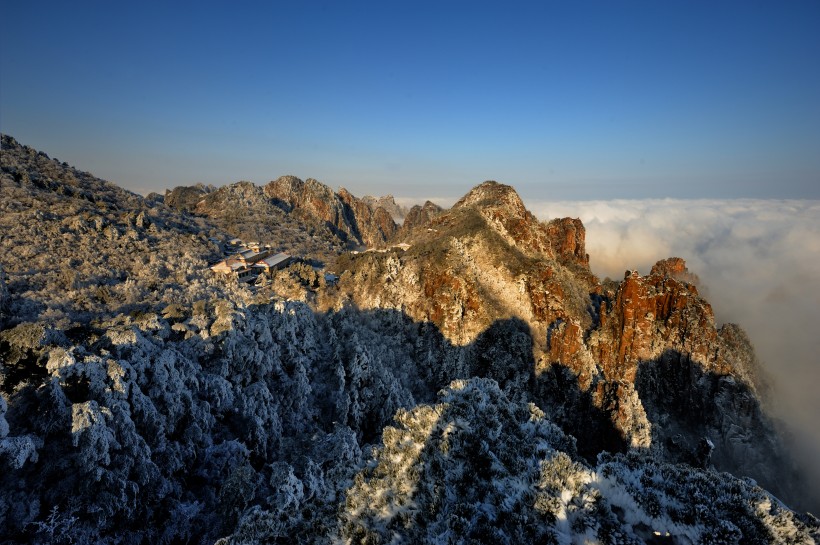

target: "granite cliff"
[398,199,445,234]
[263,175,397,247]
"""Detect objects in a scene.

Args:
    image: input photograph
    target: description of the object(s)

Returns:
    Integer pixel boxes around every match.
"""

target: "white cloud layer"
[531,198,820,490]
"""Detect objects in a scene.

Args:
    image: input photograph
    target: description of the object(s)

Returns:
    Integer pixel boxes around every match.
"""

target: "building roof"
[210,258,250,273]
[210,261,232,273]
[253,252,291,269]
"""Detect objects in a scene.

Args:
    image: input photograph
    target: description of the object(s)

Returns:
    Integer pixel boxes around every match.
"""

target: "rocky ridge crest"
[263,175,398,247]
[165,176,400,263]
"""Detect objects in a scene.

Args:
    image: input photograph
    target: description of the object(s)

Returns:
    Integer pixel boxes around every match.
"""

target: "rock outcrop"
[332,181,596,347]
[570,264,723,384]
[263,175,397,247]
[397,200,445,236]
[337,187,398,247]
[452,181,589,268]
[650,256,701,284]
[163,176,399,262]
[164,183,213,212]
[264,176,350,238]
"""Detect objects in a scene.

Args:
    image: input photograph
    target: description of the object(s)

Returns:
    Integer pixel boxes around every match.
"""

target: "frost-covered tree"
[340,378,580,544]
[339,378,819,545]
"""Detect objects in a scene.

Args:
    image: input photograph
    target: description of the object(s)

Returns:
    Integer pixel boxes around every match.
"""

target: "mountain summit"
[453,180,527,211]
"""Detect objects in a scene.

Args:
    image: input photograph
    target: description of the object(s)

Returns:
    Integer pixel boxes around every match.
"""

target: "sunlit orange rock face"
[450,181,589,267]
[264,175,397,246]
[598,264,724,381]
[650,256,702,284]
[398,200,444,236]
[332,181,760,448]
[265,175,346,235]
[333,181,598,346]
[544,256,734,385]
[337,188,398,247]
[546,217,589,267]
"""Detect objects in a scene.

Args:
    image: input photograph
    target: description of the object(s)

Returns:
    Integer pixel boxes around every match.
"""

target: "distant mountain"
[263,175,398,247]
[164,175,399,262]
[1,137,817,543]
[360,194,408,223]
[397,199,445,236]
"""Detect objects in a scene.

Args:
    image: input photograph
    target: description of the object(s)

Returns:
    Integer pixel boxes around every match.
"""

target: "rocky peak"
[262,175,305,208]
[650,256,701,285]
[337,187,398,247]
[453,180,527,217]
[264,176,353,244]
[543,255,722,391]
[161,175,397,254]
[263,176,397,247]
[264,176,336,213]
[361,194,408,223]
[305,177,337,198]
[397,200,445,236]
[420,199,444,214]
[164,184,212,213]
[540,257,722,386]
[196,181,267,213]
[598,259,719,379]
[447,181,589,267]
[545,217,589,267]
[335,181,599,349]
[336,187,356,203]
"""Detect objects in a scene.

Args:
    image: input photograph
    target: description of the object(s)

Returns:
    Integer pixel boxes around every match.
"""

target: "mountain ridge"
[163,175,401,264]
[1,134,817,543]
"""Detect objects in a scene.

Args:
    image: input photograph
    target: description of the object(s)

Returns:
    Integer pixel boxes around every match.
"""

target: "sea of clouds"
[531,198,820,498]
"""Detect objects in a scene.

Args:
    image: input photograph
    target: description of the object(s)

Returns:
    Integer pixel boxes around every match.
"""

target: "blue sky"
[2,1,819,201]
